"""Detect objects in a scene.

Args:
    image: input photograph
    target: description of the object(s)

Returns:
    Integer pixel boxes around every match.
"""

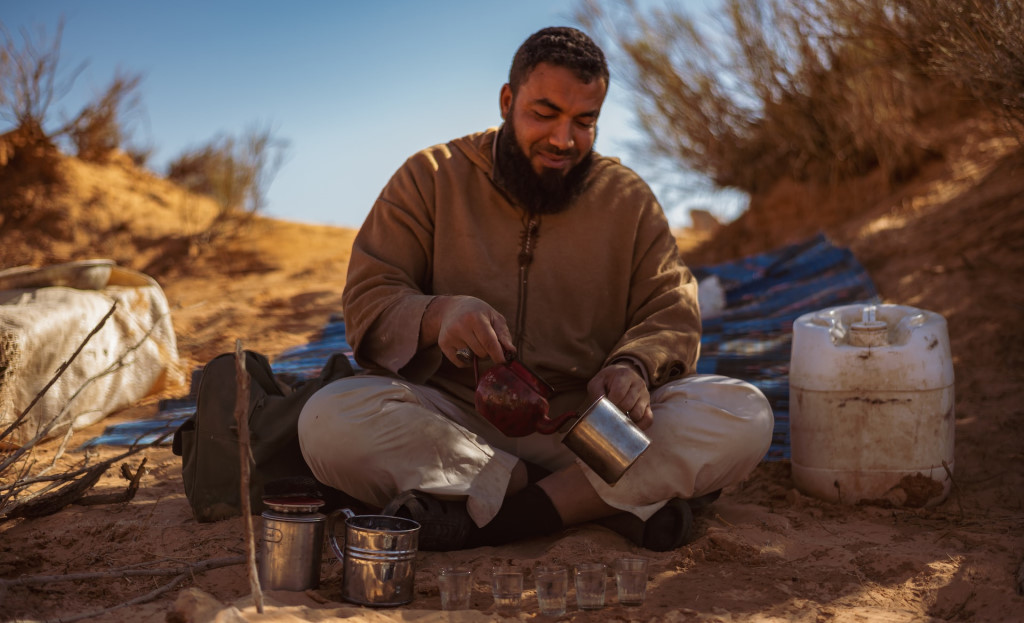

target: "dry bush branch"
[909,0,1024,138]
[0,431,172,521]
[167,123,288,244]
[63,69,145,163]
[75,457,147,506]
[0,301,175,519]
[1,554,244,587]
[0,17,86,132]
[577,0,1019,198]
[2,458,107,519]
[0,432,168,495]
[0,555,245,623]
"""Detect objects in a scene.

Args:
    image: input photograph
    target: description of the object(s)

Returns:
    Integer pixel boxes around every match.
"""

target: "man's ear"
[499,83,513,120]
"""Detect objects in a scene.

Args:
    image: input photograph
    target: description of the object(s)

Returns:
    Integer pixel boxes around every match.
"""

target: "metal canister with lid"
[259,497,327,591]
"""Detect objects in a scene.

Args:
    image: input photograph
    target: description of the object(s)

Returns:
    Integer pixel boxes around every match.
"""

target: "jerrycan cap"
[848,305,888,347]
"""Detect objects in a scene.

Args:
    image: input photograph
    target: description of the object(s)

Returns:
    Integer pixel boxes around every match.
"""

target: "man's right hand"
[421,295,515,367]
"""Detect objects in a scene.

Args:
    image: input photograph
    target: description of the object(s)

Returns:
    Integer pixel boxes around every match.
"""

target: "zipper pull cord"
[514,215,539,353]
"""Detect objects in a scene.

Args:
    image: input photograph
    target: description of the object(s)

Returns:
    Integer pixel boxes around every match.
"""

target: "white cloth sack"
[698,275,726,319]
[0,261,184,445]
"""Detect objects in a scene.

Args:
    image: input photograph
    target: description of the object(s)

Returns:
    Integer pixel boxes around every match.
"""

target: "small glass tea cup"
[574,562,607,610]
[438,567,472,610]
[534,564,568,616]
[614,557,649,606]
[491,566,524,614]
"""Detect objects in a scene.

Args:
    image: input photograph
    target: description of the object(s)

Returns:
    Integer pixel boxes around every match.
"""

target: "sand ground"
[1,116,1022,622]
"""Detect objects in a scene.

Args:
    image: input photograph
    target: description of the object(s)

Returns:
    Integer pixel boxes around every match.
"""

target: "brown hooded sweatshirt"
[341,127,701,417]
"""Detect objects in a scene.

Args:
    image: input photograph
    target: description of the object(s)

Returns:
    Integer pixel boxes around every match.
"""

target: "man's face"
[500,62,607,178]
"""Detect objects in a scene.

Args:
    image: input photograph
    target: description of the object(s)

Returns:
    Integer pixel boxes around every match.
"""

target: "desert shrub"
[0,122,64,234]
[1,18,151,234]
[167,123,288,237]
[0,19,76,228]
[576,0,1018,195]
[907,0,1024,137]
[67,70,144,163]
[0,19,85,134]
[123,142,154,168]
[1,19,147,162]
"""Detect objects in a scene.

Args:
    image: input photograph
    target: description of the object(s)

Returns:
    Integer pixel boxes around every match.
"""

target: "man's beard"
[494,118,595,215]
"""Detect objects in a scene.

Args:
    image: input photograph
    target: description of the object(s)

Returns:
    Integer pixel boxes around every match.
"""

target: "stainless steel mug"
[562,395,651,484]
[329,509,421,606]
[259,505,327,591]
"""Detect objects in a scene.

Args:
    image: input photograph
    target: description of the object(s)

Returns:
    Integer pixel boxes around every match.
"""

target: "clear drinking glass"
[574,562,607,610]
[534,564,568,616]
[491,566,524,614]
[438,567,473,610]
[614,557,649,606]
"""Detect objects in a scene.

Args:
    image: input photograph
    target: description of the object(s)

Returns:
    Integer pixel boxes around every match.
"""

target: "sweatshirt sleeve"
[341,151,445,382]
[604,191,702,387]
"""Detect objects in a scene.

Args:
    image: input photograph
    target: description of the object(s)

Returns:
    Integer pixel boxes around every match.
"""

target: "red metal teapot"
[471,352,576,437]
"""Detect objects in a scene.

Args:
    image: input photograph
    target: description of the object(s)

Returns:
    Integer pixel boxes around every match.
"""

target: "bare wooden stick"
[75,458,147,506]
[1,431,169,493]
[40,554,243,623]
[0,434,169,521]
[40,571,190,623]
[50,422,77,469]
[0,454,36,509]
[0,555,244,587]
[3,461,108,519]
[235,340,264,613]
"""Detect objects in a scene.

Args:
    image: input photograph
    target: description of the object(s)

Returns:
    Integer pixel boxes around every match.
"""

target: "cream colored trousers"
[298,374,773,527]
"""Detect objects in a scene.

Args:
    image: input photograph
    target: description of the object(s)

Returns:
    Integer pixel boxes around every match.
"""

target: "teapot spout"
[535,409,578,435]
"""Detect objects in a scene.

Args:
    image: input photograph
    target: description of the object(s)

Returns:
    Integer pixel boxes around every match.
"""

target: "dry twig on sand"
[0,300,173,520]
[74,458,147,506]
[0,556,246,623]
[0,445,163,521]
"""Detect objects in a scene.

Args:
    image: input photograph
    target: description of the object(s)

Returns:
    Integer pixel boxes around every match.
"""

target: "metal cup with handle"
[562,395,652,484]
[328,509,421,607]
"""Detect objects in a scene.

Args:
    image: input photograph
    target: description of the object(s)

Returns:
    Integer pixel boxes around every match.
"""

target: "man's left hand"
[588,363,653,430]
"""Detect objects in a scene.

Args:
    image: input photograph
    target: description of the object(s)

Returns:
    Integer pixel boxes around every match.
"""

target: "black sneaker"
[597,498,696,552]
[381,490,478,551]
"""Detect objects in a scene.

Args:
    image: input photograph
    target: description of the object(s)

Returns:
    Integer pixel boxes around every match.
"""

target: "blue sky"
[2,0,744,229]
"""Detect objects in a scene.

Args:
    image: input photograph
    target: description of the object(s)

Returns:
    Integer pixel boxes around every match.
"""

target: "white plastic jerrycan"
[789,304,955,507]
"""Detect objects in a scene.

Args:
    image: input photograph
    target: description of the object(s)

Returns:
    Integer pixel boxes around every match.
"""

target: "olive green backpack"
[172,349,354,522]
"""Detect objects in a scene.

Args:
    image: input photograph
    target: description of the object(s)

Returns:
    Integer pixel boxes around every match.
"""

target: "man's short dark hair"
[508,27,609,93]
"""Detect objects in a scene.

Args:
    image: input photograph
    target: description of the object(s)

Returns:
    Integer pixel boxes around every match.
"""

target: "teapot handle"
[327,508,356,564]
[469,349,516,385]
[535,409,578,435]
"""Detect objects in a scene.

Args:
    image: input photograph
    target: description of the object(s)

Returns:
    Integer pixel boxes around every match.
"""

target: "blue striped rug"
[695,233,879,460]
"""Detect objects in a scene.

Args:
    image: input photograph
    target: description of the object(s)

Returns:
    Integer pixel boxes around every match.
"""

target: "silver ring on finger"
[455,348,473,363]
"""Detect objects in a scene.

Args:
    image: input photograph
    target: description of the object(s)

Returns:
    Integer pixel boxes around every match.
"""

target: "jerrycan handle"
[327,508,356,564]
